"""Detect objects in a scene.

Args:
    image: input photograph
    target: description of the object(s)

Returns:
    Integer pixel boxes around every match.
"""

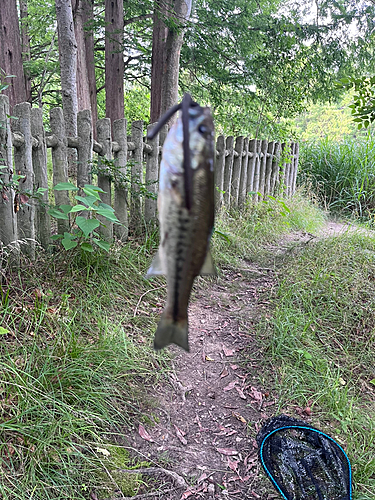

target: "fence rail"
[0,95,299,258]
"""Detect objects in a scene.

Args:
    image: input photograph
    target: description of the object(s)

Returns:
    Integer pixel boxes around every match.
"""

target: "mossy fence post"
[31,107,50,249]
[12,102,36,260]
[0,95,18,262]
[113,118,128,240]
[144,123,159,224]
[96,118,113,241]
[130,120,144,227]
[238,137,249,208]
[215,135,225,208]
[231,136,244,209]
[223,136,234,206]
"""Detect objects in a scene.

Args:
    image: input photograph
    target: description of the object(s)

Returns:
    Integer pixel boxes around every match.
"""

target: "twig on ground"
[116,466,186,487]
[133,286,165,317]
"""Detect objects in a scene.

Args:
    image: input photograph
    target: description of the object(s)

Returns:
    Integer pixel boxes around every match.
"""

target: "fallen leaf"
[230,364,239,370]
[232,412,247,424]
[223,380,238,392]
[222,345,235,357]
[235,386,247,399]
[138,424,154,442]
[220,368,229,378]
[96,447,110,457]
[216,448,238,456]
[249,386,263,402]
[227,457,239,471]
[205,355,214,361]
[174,424,187,445]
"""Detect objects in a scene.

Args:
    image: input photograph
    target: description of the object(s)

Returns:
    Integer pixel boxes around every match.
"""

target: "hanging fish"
[147,94,215,352]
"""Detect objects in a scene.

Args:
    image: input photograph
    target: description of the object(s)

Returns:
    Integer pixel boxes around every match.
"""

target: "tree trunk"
[19,0,32,103]
[161,0,192,118]
[150,0,191,122]
[150,0,168,123]
[55,0,78,174]
[105,0,124,128]
[82,0,98,136]
[72,0,91,112]
[0,0,28,108]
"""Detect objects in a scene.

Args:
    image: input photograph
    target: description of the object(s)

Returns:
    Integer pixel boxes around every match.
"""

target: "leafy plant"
[48,183,120,252]
[336,76,375,129]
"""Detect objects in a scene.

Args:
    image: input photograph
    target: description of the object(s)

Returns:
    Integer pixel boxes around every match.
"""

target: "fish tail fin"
[154,315,189,352]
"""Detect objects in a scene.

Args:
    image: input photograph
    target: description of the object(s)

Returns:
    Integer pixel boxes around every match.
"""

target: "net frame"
[257,415,352,500]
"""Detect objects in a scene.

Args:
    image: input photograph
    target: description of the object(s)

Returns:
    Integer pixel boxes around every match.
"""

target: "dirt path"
[122,222,368,500]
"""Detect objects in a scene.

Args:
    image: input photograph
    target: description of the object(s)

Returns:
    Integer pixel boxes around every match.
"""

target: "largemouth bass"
[147,94,215,352]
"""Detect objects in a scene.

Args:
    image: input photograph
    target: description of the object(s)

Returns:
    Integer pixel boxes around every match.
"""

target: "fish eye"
[198,124,208,134]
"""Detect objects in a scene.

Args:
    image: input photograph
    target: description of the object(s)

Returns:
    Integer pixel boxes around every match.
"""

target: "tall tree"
[0,0,28,107]
[72,0,91,112]
[19,0,32,102]
[55,0,78,171]
[150,0,192,122]
[105,0,124,125]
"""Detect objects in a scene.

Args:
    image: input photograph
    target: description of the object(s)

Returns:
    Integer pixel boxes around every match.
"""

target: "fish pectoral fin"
[199,249,216,276]
[154,316,189,352]
[146,250,166,277]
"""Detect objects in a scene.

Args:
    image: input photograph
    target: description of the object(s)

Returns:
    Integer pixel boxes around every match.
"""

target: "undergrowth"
[299,134,375,218]
[212,189,325,267]
[0,228,166,499]
[259,231,375,499]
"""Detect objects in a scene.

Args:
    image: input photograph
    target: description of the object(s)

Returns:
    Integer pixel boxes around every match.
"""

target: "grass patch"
[0,234,167,499]
[299,134,375,218]
[212,189,326,267]
[260,231,375,499]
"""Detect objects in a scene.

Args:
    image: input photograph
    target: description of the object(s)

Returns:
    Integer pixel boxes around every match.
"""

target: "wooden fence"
[0,95,299,258]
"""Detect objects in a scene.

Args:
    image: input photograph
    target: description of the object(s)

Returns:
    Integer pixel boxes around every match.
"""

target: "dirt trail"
[122,222,367,500]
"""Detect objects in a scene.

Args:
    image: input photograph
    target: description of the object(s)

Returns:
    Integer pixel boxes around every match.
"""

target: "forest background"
[0,0,374,143]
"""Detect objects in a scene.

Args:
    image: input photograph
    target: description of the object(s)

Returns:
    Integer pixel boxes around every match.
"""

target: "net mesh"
[257,415,352,500]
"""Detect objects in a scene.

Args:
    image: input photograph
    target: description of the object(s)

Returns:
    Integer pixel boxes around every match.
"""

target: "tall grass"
[0,234,167,499]
[258,232,375,499]
[299,134,375,218]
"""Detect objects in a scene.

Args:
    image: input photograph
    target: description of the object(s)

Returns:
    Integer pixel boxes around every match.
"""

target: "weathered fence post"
[264,141,275,197]
[0,95,18,260]
[97,118,113,241]
[76,109,93,189]
[12,102,35,259]
[50,107,70,234]
[223,136,234,207]
[284,144,293,197]
[291,142,299,196]
[270,142,281,196]
[258,139,268,200]
[238,137,249,208]
[215,135,225,208]
[246,139,257,200]
[252,140,262,202]
[144,123,159,223]
[31,107,50,250]
[231,136,244,209]
[113,118,128,240]
[130,120,144,226]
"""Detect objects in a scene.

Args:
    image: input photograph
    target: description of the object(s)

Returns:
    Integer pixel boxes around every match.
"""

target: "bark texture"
[105,0,124,128]
[0,0,28,107]
[55,0,78,172]
[72,0,91,112]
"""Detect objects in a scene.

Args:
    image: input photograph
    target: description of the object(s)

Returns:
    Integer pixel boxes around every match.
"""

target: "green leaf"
[96,209,120,222]
[370,379,375,386]
[76,216,100,237]
[84,184,105,192]
[74,195,98,207]
[98,202,115,212]
[69,204,91,213]
[62,238,78,250]
[0,327,9,335]
[82,187,101,199]
[93,239,111,252]
[48,208,70,220]
[50,234,63,240]
[54,182,79,191]
[80,242,94,252]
